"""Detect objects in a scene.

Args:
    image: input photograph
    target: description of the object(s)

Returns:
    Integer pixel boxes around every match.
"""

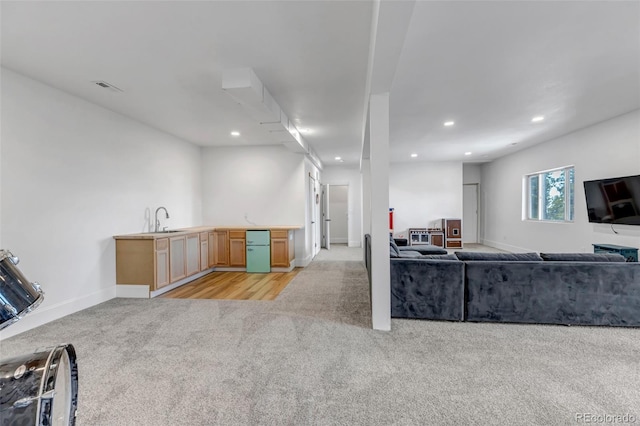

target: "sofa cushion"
[540,253,626,262]
[389,238,401,257]
[419,254,459,260]
[454,251,543,261]
[398,250,424,258]
[393,238,409,247]
[398,245,448,255]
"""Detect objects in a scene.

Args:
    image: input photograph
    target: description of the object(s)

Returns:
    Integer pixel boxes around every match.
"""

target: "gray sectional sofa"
[460,252,640,326]
[364,234,640,327]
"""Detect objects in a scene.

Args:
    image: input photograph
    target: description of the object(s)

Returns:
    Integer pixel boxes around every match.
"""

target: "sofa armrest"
[391,258,464,321]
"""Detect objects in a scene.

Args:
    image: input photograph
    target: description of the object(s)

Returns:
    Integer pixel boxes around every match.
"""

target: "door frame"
[321,184,331,250]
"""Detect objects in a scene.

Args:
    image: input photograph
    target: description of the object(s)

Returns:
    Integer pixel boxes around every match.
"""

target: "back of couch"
[364,234,372,287]
[465,261,640,326]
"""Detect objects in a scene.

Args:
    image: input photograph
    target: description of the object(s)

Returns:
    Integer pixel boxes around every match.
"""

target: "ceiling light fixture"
[444,121,455,127]
[531,116,544,123]
[230,131,240,136]
[299,128,313,134]
[335,156,342,161]
[411,153,418,158]
[464,152,472,156]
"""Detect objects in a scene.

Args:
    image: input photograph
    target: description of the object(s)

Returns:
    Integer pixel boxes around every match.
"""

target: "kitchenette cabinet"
[186,233,200,276]
[270,229,295,270]
[200,232,209,272]
[229,230,246,267]
[169,236,187,282]
[114,226,299,297]
[211,230,229,266]
[155,238,170,289]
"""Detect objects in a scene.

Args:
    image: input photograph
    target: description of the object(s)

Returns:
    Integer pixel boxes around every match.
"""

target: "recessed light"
[531,116,544,123]
[299,128,313,134]
[230,131,240,136]
[444,121,455,127]
[464,152,472,156]
[335,156,341,161]
[410,153,418,158]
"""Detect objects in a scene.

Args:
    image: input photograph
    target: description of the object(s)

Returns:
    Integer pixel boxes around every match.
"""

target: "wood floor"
[160,269,300,301]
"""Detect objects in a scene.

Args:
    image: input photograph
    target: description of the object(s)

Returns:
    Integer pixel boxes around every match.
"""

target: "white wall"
[389,161,463,239]
[201,145,312,265]
[0,68,203,338]
[463,163,482,184]
[201,145,305,226]
[481,109,640,253]
[321,165,363,247]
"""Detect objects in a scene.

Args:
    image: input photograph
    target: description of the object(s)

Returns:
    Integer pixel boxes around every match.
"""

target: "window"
[525,166,574,222]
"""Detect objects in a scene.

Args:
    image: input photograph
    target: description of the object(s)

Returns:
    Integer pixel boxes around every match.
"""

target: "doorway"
[463,184,479,244]
[321,184,349,249]
[309,175,321,258]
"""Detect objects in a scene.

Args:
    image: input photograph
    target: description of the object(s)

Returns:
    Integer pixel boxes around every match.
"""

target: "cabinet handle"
[248,248,253,252]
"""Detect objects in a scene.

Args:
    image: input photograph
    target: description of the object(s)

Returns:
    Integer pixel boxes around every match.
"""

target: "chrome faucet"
[154,207,170,232]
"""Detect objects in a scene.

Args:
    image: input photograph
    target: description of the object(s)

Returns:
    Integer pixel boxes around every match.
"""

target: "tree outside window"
[525,166,575,222]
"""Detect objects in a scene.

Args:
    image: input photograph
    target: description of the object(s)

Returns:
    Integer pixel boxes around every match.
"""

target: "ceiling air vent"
[91,80,123,93]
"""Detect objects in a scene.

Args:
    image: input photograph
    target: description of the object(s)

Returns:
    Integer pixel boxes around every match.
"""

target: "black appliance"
[583,174,640,225]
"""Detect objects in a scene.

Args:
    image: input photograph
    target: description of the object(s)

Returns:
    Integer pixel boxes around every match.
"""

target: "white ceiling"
[391,1,640,163]
[2,1,639,167]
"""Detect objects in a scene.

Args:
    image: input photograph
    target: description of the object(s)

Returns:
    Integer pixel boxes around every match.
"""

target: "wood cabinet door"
[271,238,289,267]
[169,236,186,282]
[212,230,229,266]
[185,234,200,276]
[430,233,444,248]
[200,239,209,271]
[229,239,246,267]
[445,219,462,239]
[208,232,215,268]
[155,238,170,289]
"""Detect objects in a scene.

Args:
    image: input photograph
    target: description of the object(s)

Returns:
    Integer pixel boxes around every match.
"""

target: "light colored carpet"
[1,247,638,425]
[314,243,364,261]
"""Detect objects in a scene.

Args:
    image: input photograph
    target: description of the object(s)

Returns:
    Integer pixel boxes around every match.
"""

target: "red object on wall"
[389,208,394,231]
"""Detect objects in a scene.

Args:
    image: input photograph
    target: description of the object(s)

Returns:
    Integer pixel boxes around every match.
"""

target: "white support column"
[361,158,372,240]
[369,93,390,331]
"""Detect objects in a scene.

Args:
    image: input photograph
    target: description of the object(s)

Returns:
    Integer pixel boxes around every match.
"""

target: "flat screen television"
[583,174,640,225]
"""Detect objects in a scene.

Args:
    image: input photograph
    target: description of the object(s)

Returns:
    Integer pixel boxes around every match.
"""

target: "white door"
[309,176,321,258]
[321,184,331,250]
[314,179,322,256]
[463,184,479,244]
[329,185,348,244]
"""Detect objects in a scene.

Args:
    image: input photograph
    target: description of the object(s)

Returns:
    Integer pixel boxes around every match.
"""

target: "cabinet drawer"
[270,230,288,239]
[229,230,246,239]
[446,240,463,249]
[156,238,168,251]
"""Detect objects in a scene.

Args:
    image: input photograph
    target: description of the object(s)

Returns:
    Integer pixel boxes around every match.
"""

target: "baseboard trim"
[116,284,150,298]
[296,254,313,267]
[149,269,214,298]
[0,286,115,340]
[330,238,348,244]
[480,239,532,253]
[271,265,295,273]
[348,240,362,248]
